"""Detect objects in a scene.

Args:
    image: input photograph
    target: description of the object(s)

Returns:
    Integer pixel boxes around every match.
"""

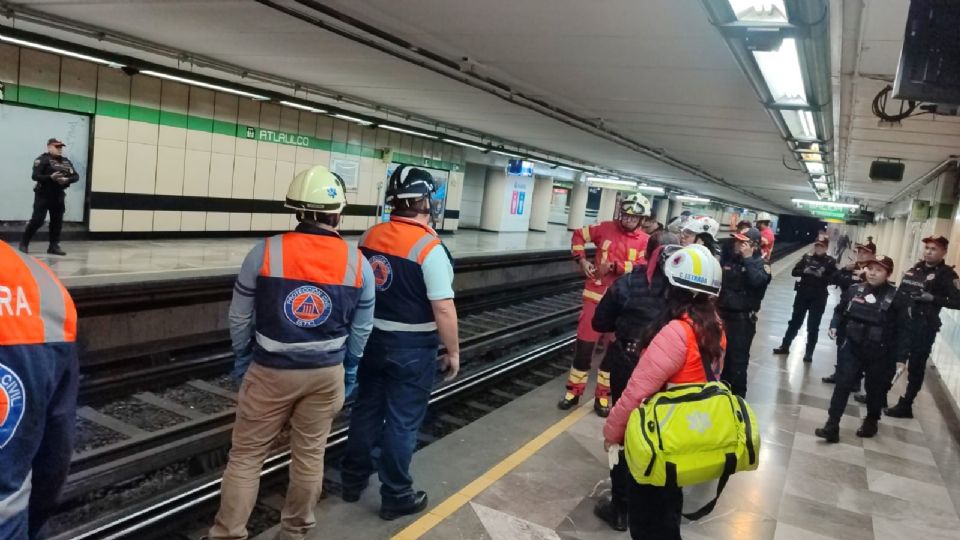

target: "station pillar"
[669,199,684,220]
[887,216,907,269]
[598,189,619,221]
[479,167,535,232]
[529,175,553,232]
[654,196,670,226]
[567,174,589,230]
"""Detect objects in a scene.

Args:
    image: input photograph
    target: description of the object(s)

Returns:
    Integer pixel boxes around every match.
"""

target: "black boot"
[594,498,628,531]
[856,417,879,438]
[814,418,840,443]
[593,397,610,418]
[18,241,28,254]
[802,354,814,363]
[853,392,867,404]
[47,244,66,256]
[821,372,837,384]
[379,491,428,521]
[557,394,580,410]
[803,345,815,363]
[884,397,913,419]
[772,344,789,355]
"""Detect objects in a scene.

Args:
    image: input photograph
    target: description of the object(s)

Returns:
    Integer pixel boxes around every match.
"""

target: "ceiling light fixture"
[753,38,808,106]
[140,70,269,100]
[781,109,818,140]
[380,124,438,139]
[676,195,711,203]
[559,165,581,172]
[727,0,788,22]
[492,150,519,157]
[441,138,487,151]
[805,162,825,175]
[636,185,666,194]
[0,33,125,68]
[332,113,373,126]
[279,100,327,114]
[586,177,639,191]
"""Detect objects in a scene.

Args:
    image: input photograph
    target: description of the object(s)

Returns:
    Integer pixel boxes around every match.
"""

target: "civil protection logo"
[369,255,393,291]
[284,286,332,328]
[0,363,26,449]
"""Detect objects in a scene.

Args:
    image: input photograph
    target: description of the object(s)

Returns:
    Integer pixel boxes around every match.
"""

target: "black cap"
[923,235,949,249]
[47,138,65,147]
[867,256,894,274]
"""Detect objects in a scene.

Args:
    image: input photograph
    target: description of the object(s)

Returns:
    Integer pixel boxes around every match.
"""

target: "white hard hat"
[756,212,772,222]
[663,244,723,296]
[682,216,720,241]
[285,165,347,213]
[620,192,652,216]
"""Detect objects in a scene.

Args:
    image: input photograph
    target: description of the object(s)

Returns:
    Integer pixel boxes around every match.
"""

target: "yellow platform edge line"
[390,404,593,540]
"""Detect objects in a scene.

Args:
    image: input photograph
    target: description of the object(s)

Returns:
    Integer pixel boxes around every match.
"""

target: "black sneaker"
[594,498,628,532]
[853,392,867,404]
[814,421,840,443]
[379,491,428,521]
[18,242,28,254]
[884,398,914,419]
[47,245,66,256]
[772,346,789,355]
[802,355,813,363]
[557,394,580,410]
[821,373,837,384]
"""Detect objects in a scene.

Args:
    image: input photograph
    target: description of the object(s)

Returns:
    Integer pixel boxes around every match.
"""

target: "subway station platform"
[7,223,574,289]
[262,249,960,540]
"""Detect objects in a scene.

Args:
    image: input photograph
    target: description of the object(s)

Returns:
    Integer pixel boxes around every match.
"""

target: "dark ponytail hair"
[634,286,724,369]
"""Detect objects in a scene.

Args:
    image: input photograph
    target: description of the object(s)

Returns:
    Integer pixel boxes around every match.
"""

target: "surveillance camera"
[121,66,140,76]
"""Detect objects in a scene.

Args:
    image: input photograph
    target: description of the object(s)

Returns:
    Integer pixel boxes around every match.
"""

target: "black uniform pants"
[605,340,636,513]
[720,311,756,398]
[628,477,683,539]
[903,320,939,405]
[828,340,896,420]
[23,193,65,246]
[781,290,828,354]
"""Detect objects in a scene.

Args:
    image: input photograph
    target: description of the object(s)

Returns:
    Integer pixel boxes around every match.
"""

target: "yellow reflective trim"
[601,240,612,251]
[597,370,611,385]
[691,250,703,276]
[571,245,586,251]
[567,368,589,383]
[624,261,633,273]
[628,248,637,261]
[583,289,604,302]
[581,226,592,243]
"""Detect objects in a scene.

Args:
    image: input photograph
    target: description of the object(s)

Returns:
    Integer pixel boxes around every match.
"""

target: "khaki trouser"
[209,362,345,540]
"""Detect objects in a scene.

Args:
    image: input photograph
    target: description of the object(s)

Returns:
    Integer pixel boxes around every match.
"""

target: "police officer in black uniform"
[589,231,679,532]
[773,238,837,362]
[816,256,909,442]
[822,243,876,383]
[885,235,960,418]
[718,227,772,397]
[19,138,80,256]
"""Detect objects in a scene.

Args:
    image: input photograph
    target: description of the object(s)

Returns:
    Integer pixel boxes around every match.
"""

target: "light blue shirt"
[422,245,455,301]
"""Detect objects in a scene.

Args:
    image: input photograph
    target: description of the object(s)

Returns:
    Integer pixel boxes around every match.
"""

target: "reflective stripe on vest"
[255,332,349,353]
[373,318,438,332]
[0,243,76,346]
[0,471,30,521]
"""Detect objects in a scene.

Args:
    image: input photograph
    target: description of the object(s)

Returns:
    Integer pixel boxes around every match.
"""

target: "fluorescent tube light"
[800,152,823,162]
[781,109,818,140]
[441,138,487,151]
[492,150,519,157]
[792,198,858,210]
[753,38,807,106]
[727,0,788,22]
[140,70,268,100]
[586,177,637,188]
[279,100,327,114]
[676,195,711,203]
[636,185,665,194]
[332,113,373,126]
[0,33,125,67]
[559,165,581,172]
[805,162,825,175]
[380,125,438,139]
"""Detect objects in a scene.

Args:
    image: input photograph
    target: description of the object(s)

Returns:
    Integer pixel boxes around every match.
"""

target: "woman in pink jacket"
[603,244,726,539]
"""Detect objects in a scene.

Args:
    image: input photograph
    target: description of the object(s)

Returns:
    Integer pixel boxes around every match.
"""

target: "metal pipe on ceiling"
[887,157,958,204]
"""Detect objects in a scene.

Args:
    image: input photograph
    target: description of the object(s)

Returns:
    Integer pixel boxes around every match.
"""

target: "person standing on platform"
[885,235,960,418]
[602,244,726,540]
[755,212,775,261]
[558,193,651,416]
[679,215,720,258]
[590,231,680,531]
[19,138,80,256]
[836,232,851,263]
[772,238,837,362]
[865,236,877,254]
[339,166,459,521]
[718,228,771,397]
[208,166,375,540]
[816,256,909,442]
[0,241,78,539]
[822,243,875,383]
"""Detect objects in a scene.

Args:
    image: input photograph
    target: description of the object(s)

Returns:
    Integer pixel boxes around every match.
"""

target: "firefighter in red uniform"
[558,193,651,416]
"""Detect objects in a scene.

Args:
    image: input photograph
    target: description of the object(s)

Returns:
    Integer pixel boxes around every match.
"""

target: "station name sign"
[243,126,312,148]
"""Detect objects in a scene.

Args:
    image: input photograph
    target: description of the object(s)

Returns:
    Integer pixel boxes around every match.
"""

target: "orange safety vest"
[668,316,726,385]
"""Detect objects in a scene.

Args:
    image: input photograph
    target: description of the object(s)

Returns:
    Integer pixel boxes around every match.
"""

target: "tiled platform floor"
[6,223,573,288]
[273,248,960,540]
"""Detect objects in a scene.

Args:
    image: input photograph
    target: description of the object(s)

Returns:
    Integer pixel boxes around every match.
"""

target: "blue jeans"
[343,351,360,401]
[340,340,437,505]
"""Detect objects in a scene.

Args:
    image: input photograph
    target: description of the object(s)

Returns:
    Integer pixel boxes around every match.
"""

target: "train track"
[52,241,805,539]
